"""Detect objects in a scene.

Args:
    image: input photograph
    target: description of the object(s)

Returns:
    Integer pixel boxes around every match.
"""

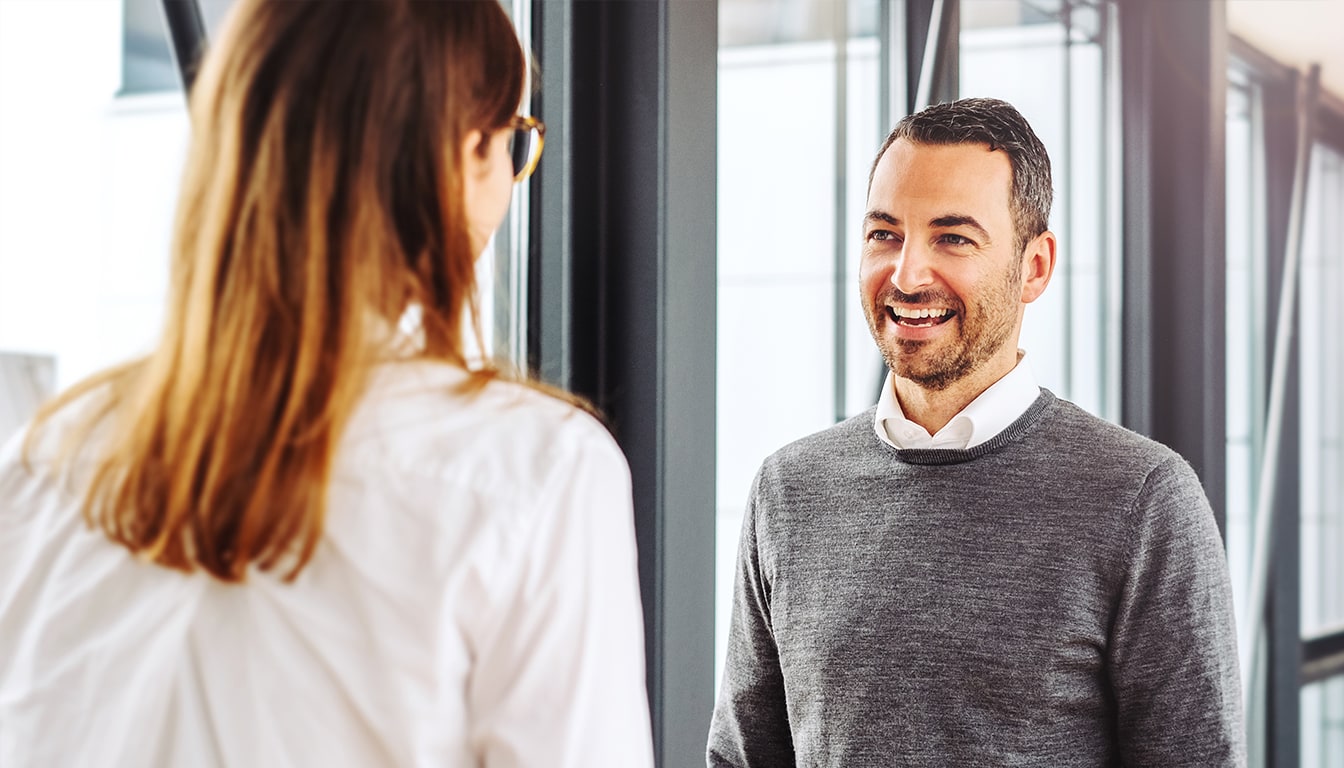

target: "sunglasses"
[507,115,546,181]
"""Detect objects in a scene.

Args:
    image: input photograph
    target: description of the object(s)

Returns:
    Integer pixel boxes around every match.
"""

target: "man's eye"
[941,234,974,246]
[868,230,900,242]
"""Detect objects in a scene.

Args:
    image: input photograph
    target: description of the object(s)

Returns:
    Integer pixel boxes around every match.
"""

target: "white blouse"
[0,359,654,767]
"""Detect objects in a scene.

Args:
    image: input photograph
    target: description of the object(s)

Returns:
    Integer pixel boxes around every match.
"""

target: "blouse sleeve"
[466,422,654,768]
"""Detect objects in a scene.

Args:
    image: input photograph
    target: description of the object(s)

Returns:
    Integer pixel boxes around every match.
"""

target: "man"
[707,98,1245,766]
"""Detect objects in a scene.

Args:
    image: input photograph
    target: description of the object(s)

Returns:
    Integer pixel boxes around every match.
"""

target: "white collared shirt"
[874,355,1041,450]
[0,359,654,768]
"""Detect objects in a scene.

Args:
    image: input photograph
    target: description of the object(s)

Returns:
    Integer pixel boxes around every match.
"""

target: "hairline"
[866,136,1030,255]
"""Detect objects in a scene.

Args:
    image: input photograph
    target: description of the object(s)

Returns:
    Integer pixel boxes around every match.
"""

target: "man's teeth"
[893,307,950,319]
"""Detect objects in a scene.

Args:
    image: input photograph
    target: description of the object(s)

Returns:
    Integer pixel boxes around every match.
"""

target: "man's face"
[860,139,1030,392]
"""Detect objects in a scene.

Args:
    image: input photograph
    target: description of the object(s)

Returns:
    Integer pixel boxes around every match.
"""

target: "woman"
[0,1,652,765]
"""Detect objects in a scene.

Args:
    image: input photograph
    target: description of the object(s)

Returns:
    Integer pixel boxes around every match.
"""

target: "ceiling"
[1227,0,1344,100]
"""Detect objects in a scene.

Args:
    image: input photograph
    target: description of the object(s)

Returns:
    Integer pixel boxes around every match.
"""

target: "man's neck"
[893,352,1023,435]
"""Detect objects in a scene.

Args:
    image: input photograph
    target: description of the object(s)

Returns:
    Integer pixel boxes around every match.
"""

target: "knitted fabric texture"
[708,391,1246,767]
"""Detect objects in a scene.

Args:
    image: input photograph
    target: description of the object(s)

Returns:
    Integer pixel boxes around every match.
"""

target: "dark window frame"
[529,1,719,762]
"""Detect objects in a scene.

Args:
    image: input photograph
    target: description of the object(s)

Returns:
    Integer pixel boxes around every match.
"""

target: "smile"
[887,306,955,328]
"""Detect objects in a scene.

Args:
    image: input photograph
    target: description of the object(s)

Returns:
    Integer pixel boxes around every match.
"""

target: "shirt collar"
[874,353,1040,451]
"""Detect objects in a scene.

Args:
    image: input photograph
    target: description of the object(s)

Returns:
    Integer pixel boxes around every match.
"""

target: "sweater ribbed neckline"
[879,389,1057,465]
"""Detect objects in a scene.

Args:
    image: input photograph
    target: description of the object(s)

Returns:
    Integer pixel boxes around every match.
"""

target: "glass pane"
[123,0,182,93]
[1300,141,1344,637]
[1301,675,1344,768]
[1223,72,1268,649]
[716,0,884,686]
[1223,68,1269,768]
[122,0,235,94]
[959,0,1119,419]
[721,0,879,45]
[486,0,533,368]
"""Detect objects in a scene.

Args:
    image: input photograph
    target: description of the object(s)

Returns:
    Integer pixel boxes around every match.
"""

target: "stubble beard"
[864,261,1022,392]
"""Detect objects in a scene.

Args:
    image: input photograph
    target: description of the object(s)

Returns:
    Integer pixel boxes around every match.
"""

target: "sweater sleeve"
[706,467,796,768]
[1107,456,1247,766]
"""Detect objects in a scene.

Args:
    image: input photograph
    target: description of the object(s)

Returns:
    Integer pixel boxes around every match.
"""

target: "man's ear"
[1020,230,1057,304]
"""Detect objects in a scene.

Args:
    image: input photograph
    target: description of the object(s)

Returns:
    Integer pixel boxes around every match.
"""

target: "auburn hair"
[27,0,528,581]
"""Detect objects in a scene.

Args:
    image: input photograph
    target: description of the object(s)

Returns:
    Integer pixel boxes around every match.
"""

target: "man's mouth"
[887,306,956,328]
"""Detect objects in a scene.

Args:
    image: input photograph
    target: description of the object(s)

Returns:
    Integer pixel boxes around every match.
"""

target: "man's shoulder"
[761,407,879,472]
[1041,395,1193,480]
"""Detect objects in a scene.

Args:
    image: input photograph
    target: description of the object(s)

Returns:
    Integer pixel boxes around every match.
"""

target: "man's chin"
[889,352,971,393]
[896,370,959,392]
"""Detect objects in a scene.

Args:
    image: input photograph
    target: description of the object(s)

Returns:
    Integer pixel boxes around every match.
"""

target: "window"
[715,0,887,684]
[960,0,1120,418]
[1224,65,1269,666]
[1298,139,1344,640]
[1224,43,1344,766]
[1298,136,1344,766]
[121,0,233,95]
[1302,676,1344,768]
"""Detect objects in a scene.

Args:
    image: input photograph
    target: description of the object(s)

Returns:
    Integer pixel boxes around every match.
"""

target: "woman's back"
[0,359,653,766]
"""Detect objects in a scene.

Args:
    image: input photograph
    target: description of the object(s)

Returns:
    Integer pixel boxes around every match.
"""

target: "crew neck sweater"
[708,390,1245,767]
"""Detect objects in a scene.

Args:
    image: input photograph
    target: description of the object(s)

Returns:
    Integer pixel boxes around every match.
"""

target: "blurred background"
[1,0,1340,765]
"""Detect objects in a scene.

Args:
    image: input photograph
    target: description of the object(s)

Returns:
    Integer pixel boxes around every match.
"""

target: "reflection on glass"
[959,0,1117,419]
[1299,142,1344,638]
[1301,675,1344,768]
[721,0,879,45]
[1223,70,1268,654]
[122,0,235,94]
[1223,69,1270,768]
[715,0,883,686]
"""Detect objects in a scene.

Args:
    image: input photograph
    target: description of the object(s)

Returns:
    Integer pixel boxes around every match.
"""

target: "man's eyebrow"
[864,210,900,226]
[930,214,991,242]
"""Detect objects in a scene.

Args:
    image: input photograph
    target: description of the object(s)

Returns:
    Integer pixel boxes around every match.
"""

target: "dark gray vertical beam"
[1118,0,1227,533]
[905,0,933,108]
[534,1,717,764]
[875,0,956,403]
[1260,68,1302,768]
[1265,327,1302,768]
[660,2,717,759]
[159,0,207,93]
[905,0,958,112]
[529,0,574,387]
[877,0,907,142]
[936,0,958,105]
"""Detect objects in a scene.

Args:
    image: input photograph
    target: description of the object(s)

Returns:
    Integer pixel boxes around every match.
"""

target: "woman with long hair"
[0,1,653,765]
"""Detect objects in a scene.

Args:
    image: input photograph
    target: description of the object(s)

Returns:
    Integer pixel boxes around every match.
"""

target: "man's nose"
[890,240,935,294]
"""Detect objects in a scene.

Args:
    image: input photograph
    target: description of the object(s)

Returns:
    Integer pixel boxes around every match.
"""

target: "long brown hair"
[27,0,527,582]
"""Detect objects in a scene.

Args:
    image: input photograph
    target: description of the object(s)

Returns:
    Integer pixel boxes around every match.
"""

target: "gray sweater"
[708,391,1245,767]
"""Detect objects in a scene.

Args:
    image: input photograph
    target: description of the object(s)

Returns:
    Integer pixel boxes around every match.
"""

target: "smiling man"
[707,99,1246,767]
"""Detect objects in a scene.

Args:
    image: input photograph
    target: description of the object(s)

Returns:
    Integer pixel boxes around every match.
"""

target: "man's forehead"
[868,138,1013,211]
